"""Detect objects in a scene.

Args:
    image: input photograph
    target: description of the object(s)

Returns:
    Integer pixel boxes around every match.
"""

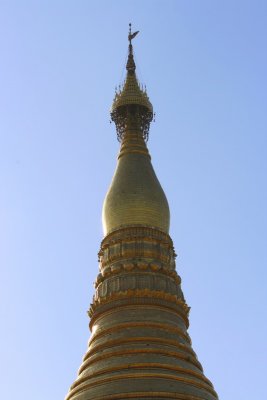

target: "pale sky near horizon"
[0,1,266,399]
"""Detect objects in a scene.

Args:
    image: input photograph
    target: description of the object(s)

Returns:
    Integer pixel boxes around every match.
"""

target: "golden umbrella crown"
[111,24,153,142]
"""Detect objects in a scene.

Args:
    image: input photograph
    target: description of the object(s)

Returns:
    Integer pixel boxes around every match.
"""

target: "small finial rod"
[128,23,139,45]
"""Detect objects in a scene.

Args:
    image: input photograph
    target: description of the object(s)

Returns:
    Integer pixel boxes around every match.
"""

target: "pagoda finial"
[111,25,153,142]
[126,23,139,73]
[128,22,132,42]
[128,23,139,45]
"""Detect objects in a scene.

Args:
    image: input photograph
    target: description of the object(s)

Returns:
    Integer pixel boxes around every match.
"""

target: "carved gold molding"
[85,392,210,400]
[95,263,181,287]
[101,225,173,244]
[100,237,173,254]
[79,347,203,375]
[73,362,213,390]
[101,250,171,268]
[66,372,218,400]
[84,336,193,360]
[89,288,189,317]
[89,303,190,330]
[118,148,151,158]
[88,321,191,348]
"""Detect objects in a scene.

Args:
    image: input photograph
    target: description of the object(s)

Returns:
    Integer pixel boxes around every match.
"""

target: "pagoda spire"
[65,27,218,400]
[103,27,169,236]
[111,24,153,143]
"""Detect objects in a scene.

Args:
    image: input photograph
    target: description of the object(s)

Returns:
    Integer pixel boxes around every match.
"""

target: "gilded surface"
[110,30,153,142]
[75,394,212,400]
[102,130,170,235]
[111,73,152,112]
[66,28,218,400]
[89,288,190,317]
[88,322,192,347]
[67,373,217,400]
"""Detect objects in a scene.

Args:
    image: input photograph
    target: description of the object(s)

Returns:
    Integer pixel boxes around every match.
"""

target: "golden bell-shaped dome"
[102,129,170,235]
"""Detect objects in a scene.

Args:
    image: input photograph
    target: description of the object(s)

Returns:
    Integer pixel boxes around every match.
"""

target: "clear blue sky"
[0,1,266,399]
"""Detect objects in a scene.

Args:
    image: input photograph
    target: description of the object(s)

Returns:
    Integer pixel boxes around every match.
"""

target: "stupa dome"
[102,132,170,235]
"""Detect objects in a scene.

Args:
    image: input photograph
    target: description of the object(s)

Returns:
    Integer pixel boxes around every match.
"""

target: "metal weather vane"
[128,23,139,44]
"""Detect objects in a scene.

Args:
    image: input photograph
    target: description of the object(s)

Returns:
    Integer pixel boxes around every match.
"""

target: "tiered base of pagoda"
[65,227,218,400]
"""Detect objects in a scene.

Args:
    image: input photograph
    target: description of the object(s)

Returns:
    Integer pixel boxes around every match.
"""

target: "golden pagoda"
[66,25,218,400]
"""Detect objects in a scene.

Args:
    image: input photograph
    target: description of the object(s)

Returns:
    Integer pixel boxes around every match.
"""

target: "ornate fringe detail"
[88,288,190,317]
[94,262,181,288]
